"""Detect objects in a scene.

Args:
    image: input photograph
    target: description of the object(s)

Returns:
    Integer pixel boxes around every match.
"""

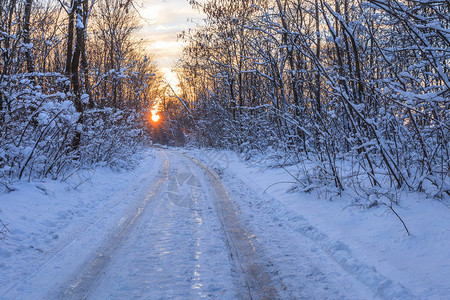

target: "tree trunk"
[81,0,93,108]
[23,0,34,74]
[65,0,75,75]
[315,0,321,115]
[70,0,85,151]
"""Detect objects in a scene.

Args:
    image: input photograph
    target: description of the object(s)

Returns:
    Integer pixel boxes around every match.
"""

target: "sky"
[139,0,204,86]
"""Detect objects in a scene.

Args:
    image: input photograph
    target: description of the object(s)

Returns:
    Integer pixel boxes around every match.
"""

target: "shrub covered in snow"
[0,74,148,191]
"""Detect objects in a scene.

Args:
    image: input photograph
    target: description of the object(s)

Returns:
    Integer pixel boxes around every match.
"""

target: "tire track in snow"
[86,151,236,299]
[181,152,279,299]
[23,149,279,299]
[57,151,170,299]
[0,151,164,300]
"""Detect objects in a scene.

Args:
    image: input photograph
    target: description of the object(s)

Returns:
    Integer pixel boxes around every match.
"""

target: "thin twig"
[263,181,296,194]
[384,203,411,236]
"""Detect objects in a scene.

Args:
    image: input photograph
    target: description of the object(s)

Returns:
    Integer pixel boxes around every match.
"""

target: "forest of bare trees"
[175,0,449,198]
[0,0,162,187]
[0,0,448,199]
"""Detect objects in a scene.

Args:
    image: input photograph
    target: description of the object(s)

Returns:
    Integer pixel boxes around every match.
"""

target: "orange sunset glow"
[149,98,161,123]
[151,112,160,123]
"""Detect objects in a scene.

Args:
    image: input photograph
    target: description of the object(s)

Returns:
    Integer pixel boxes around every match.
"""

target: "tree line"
[176,0,449,197]
[0,0,161,187]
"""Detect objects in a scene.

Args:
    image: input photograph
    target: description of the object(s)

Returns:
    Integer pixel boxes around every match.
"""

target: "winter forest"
[0,0,163,184]
[0,0,449,298]
[175,0,449,198]
[2,0,447,196]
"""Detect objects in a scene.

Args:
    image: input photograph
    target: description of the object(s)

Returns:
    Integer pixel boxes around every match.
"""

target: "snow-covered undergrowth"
[173,0,449,204]
[0,148,157,295]
[185,147,450,299]
[0,76,147,191]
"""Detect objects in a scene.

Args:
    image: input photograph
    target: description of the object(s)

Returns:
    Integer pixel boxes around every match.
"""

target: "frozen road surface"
[1,149,375,299]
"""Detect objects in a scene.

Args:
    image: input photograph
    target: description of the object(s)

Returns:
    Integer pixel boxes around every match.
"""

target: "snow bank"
[186,148,450,299]
[0,149,157,297]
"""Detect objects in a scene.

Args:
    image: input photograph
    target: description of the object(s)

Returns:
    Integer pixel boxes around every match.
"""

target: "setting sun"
[150,98,162,123]
[151,113,160,122]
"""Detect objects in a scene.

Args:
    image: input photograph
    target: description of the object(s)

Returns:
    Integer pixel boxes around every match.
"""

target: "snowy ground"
[0,149,161,298]
[0,146,448,299]
[184,148,450,299]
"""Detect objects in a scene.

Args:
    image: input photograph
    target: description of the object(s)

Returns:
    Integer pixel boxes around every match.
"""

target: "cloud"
[138,0,204,76]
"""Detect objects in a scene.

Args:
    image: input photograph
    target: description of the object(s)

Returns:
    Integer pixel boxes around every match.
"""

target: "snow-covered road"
[1,149,389,299]
[2,150,279,299]
[62,150,277,299]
